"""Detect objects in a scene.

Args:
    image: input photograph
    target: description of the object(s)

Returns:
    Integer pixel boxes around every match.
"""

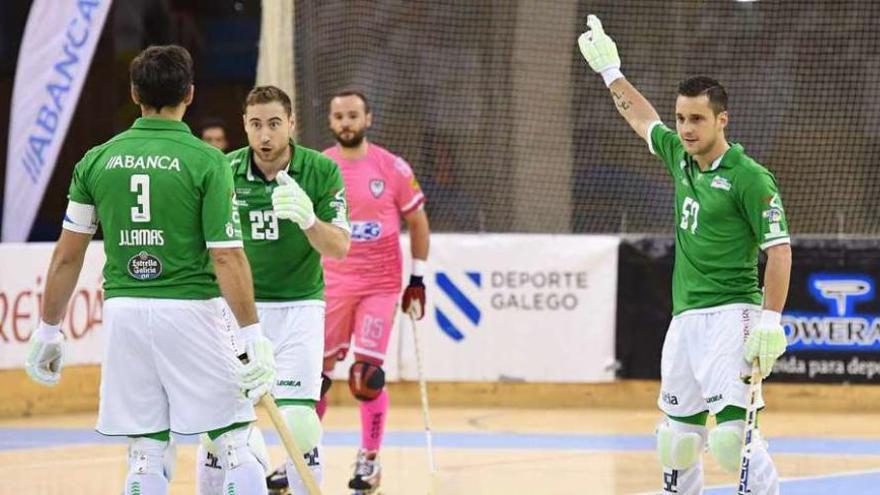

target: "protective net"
[293,0,880,235]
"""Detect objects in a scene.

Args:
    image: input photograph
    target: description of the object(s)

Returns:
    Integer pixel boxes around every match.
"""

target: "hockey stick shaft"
[409,311,438,489]
[736,360,762,495]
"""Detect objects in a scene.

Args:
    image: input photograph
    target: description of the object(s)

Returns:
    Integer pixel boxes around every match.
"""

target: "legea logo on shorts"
[784,274,880,351]
[434,271,482,342]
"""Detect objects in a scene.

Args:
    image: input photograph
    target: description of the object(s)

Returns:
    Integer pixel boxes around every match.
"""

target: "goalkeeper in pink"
[324,90,430,493]
[267,90,430,494]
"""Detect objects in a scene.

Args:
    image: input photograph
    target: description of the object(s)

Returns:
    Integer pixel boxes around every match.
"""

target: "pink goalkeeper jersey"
[323,143,425,296]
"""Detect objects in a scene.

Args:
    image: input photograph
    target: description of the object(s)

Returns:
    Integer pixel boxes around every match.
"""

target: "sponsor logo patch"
[351,221,382,241]
[710,176,731,191]
[127,251,162,280]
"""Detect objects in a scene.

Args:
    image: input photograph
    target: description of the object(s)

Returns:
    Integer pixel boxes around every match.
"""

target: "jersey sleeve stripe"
[760,237,791,251]
[646,120,664,155]
[400,193,426,215]
[62,221,97,235]
[206,240,244,249]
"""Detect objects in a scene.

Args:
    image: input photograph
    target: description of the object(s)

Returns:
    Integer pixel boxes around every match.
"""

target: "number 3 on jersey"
[679,196,700,234]
[130,174,151,222]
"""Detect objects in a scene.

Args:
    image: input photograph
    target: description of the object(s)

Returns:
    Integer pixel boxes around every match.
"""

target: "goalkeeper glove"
[272,170,316,230]
[745,310,788,379]
[25,321,65,386]
[402,275,427,320]
[577,15,624,87]
[237,323,276,403]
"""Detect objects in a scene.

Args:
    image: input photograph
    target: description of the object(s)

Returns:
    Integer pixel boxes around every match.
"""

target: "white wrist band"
[412,259,427,277]
[601,68,624,87]
[759,310,782,327]
[35,320,63,341]
[239,323,263,343]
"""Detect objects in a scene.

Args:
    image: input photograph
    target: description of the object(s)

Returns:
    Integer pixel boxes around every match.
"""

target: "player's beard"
[334,128,366,148]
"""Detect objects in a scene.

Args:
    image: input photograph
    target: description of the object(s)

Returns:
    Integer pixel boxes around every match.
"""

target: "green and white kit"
[226,141,350,401]
[648,121,789,416]
[63,117,254,435]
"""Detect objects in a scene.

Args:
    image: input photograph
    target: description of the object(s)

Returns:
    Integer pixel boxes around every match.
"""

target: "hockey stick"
[260,395,322,495]
[736,359,762,495]
[409,310,439,495]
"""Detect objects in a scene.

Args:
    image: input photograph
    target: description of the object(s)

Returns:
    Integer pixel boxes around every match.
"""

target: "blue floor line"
[704,470,880,495]
[2,428,880,457]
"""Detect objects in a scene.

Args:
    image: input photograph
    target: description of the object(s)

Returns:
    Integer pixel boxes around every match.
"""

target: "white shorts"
[224,302,325,402]
[97,298,256,436]
[658,304,766,417]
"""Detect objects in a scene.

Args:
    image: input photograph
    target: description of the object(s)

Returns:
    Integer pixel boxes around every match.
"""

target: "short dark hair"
[129,45,194,110]
[331,90,371,114]
[243,85,292,116]
[198,117,227,136]
[678,76,728,114]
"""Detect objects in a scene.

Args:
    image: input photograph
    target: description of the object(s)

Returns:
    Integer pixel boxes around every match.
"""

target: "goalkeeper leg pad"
[656,418,707,470]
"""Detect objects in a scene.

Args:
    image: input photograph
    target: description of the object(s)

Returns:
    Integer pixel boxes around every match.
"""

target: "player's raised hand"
[25,322,65,386]
[402,275,427,320]
[272,170,316,230]
[577,15,623,86]
[745,311,787,379]
[237,323,276,403]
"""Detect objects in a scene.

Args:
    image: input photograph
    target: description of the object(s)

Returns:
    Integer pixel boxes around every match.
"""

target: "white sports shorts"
[97,297,256,436]
[658,303,766,417]
[224,301,325,402]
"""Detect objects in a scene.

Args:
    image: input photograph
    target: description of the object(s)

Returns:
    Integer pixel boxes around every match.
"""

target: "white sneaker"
[348,449,381,493]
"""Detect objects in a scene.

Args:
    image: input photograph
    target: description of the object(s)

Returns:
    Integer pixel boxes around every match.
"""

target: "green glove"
[577,15,624,86]
[745,311,788,379]
[272,170,316,230]
[25,321,65,386]
[238,323,276,403]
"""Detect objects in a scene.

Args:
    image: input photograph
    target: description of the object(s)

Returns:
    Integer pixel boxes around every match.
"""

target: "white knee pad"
[128,437,176,480]
[214,425,270,473]
[656,418,707,470]
[280,404,323,453]
[708,421,744,473]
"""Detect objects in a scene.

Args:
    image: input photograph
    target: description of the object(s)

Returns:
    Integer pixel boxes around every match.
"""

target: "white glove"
[745,310,788,379]
[272,170,316,230]
[25,321,65,386]
[577,15,624,86]
[237,323,276,403]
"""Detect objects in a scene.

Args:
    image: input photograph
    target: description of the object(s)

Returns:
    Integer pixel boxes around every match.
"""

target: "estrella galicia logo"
[434,271,482,342]
[127,251,162,280]
[784,274,880,351]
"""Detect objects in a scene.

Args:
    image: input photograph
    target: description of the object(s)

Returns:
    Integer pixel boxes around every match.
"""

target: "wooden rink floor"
[1,404,880,495]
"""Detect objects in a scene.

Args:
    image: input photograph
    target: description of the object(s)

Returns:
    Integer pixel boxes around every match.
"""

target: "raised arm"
[578,15,662,142]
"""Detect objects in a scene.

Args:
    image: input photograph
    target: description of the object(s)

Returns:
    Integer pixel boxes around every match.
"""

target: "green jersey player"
[24,45,276,495]
[579,16,791,495]
[195,86,351,495]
